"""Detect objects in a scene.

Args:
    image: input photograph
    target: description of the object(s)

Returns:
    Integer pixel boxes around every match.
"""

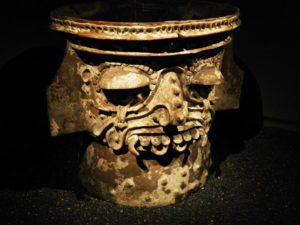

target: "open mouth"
[126,126,204,156]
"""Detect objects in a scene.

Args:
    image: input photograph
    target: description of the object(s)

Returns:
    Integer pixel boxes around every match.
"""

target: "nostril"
[152,108,170,126]
[152,115,159,123]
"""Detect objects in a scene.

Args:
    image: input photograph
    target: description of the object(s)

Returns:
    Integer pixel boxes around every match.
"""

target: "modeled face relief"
[79,52,224,158]
[58,50,225,207]
[47,1,242,207]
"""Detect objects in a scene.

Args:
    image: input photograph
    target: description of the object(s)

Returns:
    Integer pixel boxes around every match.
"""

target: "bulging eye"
[186,64,223,102]
[99,66,151,106]
[191,65,224,86]
[103,86,150,106]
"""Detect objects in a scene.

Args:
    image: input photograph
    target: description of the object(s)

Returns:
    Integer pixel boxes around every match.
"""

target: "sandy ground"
[0,127,299,225]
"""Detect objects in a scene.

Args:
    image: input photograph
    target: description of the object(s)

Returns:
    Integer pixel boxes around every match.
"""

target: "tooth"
[150,84,155,91]
[92,123,102,136]
[151,145,168,156]
[183,131,192,142]
[127,135,140,156]
[139,136,151,147]
[173,134,183,144]
[204,126,210,133]
[173,143,187,152]
[191,128,200,140]
[106,128,122,151]
[199,128,205,136]
[177,125,185,132]
[162,135,170,146]
[137,146,147,151]
[150,79,157,85]
[151,136,161,146]
[111,145,121,151]
[201,134,208,147]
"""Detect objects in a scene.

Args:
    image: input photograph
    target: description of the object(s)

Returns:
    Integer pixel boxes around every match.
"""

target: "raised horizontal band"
[69,35,232,57]
[50,1,240,41]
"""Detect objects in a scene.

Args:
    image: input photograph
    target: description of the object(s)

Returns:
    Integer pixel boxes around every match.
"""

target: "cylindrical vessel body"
[47,1,242,207]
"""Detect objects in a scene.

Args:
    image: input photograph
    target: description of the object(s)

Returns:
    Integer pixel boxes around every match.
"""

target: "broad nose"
[160,71,189,126]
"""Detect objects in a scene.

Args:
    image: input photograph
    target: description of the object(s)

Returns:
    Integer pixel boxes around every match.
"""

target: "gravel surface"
[0,127,299,225]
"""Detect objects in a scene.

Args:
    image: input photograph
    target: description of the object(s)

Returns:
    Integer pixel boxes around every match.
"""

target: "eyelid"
[190,66,224,85]
[99,67,150,90]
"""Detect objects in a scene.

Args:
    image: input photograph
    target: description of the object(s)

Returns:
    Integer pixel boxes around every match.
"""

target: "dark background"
[0,1,299,225]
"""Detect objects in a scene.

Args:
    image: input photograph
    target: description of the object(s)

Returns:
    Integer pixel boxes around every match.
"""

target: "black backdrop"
[0,1,299,225]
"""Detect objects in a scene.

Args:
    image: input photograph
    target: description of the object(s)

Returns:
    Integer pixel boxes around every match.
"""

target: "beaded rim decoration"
[50,2,240,41]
